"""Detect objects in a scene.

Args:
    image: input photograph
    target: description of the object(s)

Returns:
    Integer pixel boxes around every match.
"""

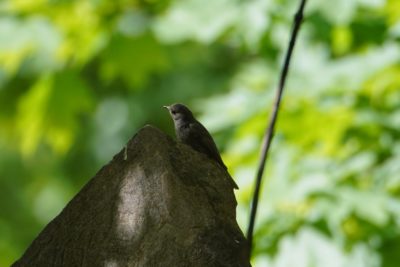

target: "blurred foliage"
[0,0,399,266]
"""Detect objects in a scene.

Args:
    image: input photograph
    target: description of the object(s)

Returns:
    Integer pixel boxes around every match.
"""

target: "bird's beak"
[163,105,170,110]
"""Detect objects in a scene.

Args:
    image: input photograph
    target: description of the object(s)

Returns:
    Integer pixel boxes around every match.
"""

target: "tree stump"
[12,125,250,267]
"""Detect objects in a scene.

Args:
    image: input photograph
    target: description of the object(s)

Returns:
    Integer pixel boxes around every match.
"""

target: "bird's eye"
[171,111,176,115]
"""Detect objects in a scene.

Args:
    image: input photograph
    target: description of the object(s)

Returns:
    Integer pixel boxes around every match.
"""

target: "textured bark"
[12,125,249,267]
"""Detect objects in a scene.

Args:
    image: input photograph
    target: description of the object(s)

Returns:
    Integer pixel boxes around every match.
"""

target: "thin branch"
[246,0,308,257]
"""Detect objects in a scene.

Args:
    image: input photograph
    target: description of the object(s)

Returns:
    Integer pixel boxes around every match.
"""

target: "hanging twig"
[246,0,308,257]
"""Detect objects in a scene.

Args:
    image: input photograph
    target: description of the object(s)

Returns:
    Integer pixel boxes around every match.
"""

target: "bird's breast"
[175,123,191,143]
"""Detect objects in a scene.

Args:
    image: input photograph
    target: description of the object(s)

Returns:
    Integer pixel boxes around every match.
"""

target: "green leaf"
[16,71,93,156]
[100,34,169,88]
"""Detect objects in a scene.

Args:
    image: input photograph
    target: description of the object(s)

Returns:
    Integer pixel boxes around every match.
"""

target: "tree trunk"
[12,125,250,267]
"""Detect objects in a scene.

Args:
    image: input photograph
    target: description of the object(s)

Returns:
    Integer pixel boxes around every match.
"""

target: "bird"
[164,103,238,189]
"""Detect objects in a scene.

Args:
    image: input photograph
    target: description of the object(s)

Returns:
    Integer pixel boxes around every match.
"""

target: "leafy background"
[1,0,400,266]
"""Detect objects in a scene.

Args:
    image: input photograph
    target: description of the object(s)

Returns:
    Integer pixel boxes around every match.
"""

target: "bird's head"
[164,103,194,122]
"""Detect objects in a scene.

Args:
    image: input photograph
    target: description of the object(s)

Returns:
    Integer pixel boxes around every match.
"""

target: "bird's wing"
[188,121,227,169]
[189,122,239,190]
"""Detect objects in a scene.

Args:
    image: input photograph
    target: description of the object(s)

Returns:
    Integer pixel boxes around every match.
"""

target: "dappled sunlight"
[1,0,400,266]
[115,165,147,242]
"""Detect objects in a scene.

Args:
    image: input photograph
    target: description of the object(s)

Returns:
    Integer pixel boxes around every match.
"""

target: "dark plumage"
[164,103,238,189]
